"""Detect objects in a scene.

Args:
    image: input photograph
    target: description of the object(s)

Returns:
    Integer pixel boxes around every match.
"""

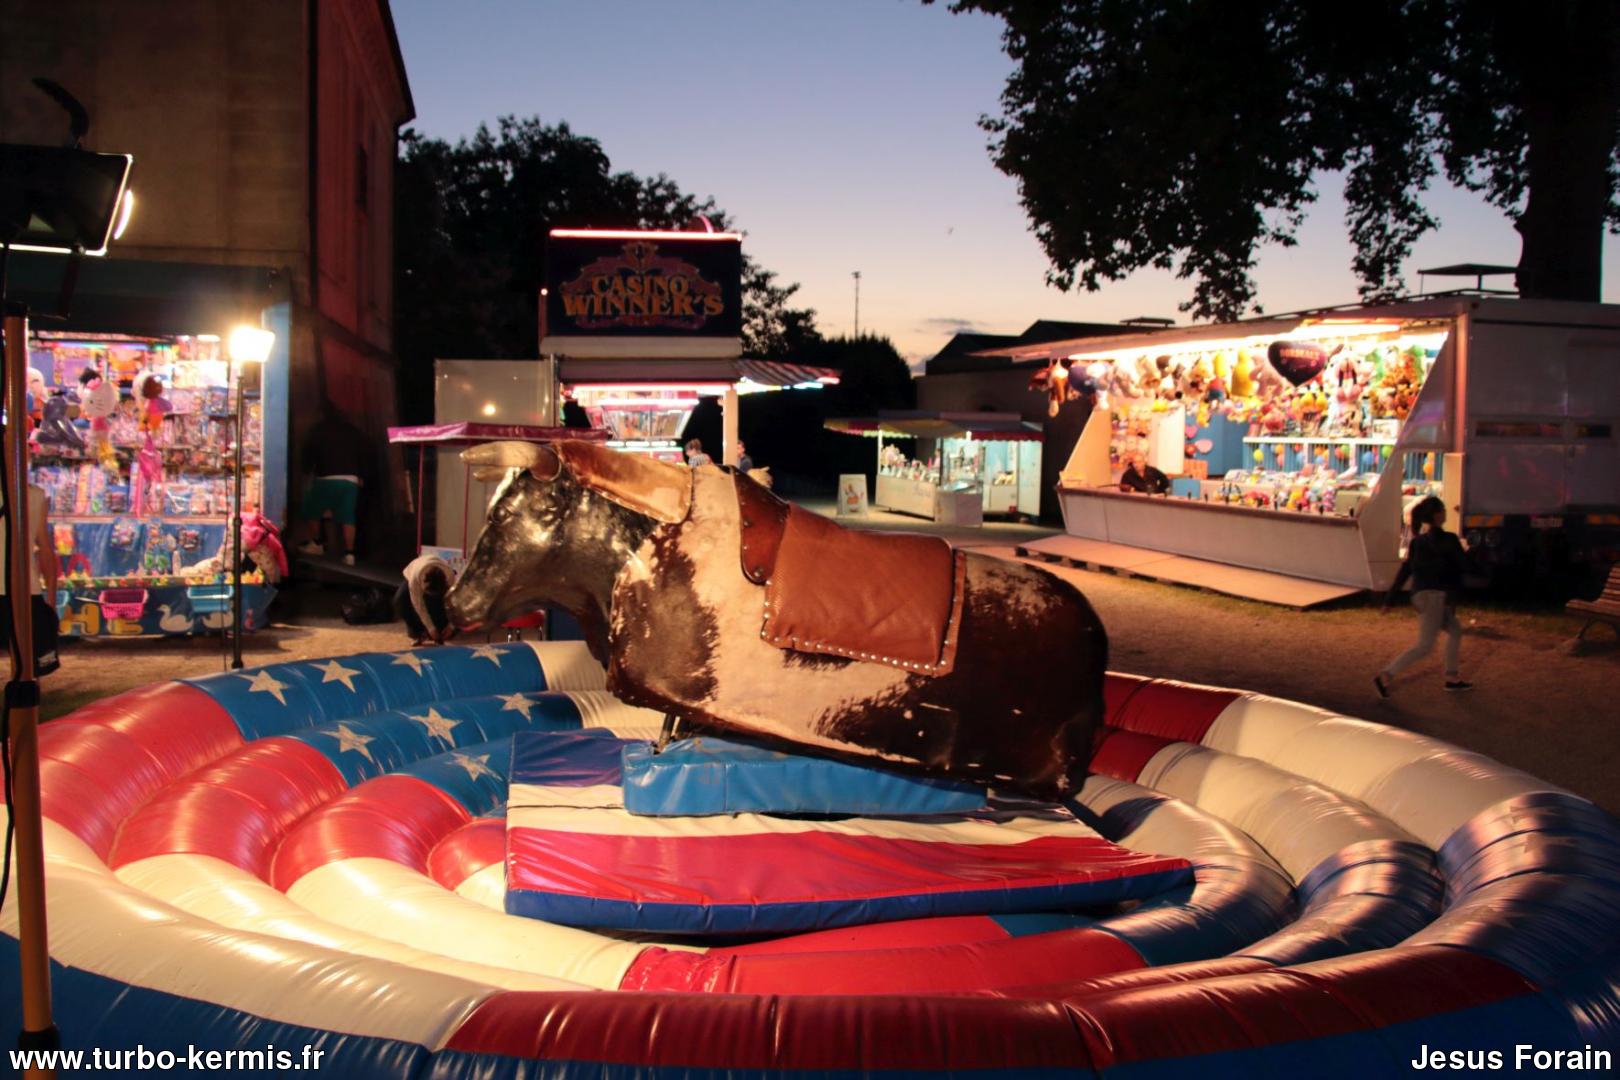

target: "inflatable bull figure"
[449,441,1108,797]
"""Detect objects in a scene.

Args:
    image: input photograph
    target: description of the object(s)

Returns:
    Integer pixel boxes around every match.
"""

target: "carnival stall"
[26,329,279,636]
[827,411,1043,523]
[1018,311,1461,591]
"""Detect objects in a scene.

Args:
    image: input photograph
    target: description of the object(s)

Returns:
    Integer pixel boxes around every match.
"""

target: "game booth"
[1013,311,1456,598]
[7,256,289,636]
[827,411,1044,525]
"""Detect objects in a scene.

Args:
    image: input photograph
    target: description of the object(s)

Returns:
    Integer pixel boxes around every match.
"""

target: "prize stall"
[1030,313,1454,590]
[26,329,280,636]
[828,412,1043,525]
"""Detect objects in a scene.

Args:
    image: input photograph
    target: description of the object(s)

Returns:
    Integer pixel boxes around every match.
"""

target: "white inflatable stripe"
[1136,742,1415,882]
[566,689,665,734]
[1205,695,1568,849]
[525,640,608,691]
[6,820,501,1048]
[455,862,508,911]
[115,853,586,992]
[285,856,644,990]
[1078,774,1287,879]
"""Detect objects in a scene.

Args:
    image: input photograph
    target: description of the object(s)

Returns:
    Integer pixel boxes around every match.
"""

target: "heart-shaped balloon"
[1267,341,1329,386]
[1193,438,1214,454]
[1185,424,1198,439]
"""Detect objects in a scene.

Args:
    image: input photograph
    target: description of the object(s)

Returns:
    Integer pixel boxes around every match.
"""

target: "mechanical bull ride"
[448,441,1107,796]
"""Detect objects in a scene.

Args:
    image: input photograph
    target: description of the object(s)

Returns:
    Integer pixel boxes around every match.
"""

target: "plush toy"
[78,368,120,475]
[1109,358,1141,399]
[1254,356,1290,402]
[35,393,86,451]
[1231,351,1257,399]
[1183,355,1213,400]
[134,372,171,437]
[26,368,46,430]
[1086,361,1113,410]
[1297,388,1329,434]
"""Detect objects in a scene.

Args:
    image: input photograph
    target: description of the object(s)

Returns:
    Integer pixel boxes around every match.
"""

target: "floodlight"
[0,143,133,255]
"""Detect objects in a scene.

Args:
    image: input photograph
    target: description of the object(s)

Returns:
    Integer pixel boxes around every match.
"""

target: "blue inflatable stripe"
[349,644,545,712]
[506,869,1194,937]
[0,938,428,1079]
[182,646,551,741]
[621,735,986,817]
[280,693,586,789]
[402,737,521,817]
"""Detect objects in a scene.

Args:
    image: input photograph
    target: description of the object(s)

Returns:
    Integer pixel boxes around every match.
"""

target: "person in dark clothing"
[1375,496,1472,696]
[1118,452,1171,495]
[297,407,377,566]
[394,552,456,645]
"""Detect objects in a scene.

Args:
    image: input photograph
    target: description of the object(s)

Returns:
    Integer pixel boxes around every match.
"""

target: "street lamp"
[226,325,273,669]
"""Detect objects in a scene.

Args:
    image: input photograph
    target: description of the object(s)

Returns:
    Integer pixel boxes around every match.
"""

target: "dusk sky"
[392,0,1620,365]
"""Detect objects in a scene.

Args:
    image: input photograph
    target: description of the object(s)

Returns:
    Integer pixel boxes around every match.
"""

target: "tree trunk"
[1510,2,1620,301]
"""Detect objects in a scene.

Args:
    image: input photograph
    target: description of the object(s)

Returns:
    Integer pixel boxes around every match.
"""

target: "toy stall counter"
[55,582,276,638]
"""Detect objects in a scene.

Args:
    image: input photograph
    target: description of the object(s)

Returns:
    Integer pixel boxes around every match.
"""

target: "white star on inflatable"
[331,723,376,762]
[498,693,535,719]
[314,659,362,692]
[451,753,498,782]
[391,651,430,676]
[237,670,289,706]
[470,645,505,667]
[409,707,460,743]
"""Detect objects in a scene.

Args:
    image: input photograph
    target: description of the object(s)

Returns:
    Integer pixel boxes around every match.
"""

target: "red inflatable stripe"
[1102,672,1150,724]
[1109,679,1240,743]
[620,926,1145,995]
[1089,729,1176,783]
[1062,945,1534,1068]
[427,817,506,892]
[1003,956,1273,1000]
[273,775,470,891]
[109,737,346,880]
[724,915,1009,956]
[447,991,1091,1070]
[39,684,241,858]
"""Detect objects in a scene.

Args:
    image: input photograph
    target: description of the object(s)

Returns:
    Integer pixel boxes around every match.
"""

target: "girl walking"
[1375,496,1473,697]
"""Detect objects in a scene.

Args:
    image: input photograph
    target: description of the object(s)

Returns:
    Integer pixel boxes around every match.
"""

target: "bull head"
[445,440,682,661]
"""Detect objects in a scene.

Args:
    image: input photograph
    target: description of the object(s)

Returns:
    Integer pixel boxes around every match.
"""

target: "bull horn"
[461,441,560,478]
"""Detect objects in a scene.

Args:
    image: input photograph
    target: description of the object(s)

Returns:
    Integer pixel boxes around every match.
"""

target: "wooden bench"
[1567,563,1620,643]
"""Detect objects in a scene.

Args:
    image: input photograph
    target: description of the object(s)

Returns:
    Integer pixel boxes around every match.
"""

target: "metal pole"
[852,271,861,339]
[4,304,57,1074]
[231,357,245,669]
[415,444,425,556]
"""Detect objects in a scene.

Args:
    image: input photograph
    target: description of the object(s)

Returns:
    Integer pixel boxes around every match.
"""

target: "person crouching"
[396,552,457,645]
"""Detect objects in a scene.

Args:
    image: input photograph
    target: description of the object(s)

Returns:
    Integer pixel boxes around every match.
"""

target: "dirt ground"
[38,514,1620,818]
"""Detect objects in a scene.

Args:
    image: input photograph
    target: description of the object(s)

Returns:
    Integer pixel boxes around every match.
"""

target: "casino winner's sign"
[546,233,743,340]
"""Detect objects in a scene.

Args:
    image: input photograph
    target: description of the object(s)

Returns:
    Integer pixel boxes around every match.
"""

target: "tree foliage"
[394,116,818,418]
[937,0,1620,319]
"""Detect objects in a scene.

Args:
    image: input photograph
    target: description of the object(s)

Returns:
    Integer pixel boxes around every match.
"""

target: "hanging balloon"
[1423,453,1435,478]
[1274,445,1287,465]
[1253,448,1265,464]
[1267,341,1333,386]
[1382,445,1392,459]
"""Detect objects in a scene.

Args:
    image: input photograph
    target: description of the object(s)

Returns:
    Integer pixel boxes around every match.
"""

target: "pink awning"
[387,422,610,446]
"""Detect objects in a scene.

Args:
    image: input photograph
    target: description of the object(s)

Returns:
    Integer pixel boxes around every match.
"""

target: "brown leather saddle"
[735,473,965,676]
